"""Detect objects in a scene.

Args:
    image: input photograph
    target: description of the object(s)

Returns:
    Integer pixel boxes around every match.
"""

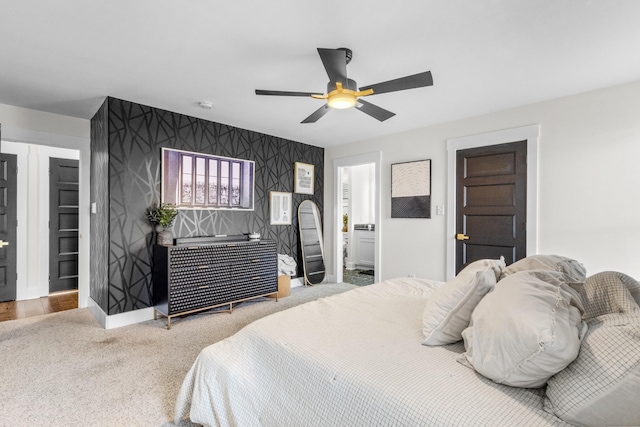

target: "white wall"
[324,80,640,281]
[0,103,91,307]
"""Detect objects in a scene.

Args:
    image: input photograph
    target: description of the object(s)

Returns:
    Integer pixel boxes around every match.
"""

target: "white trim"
[87,297,107,327]
[333,152,382,284]
[1,126,90,308]
[88,297,155,329]
[446,125,539,279]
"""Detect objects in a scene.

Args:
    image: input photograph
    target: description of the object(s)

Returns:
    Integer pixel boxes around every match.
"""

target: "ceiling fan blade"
[255,89,322,97]
[317,48,347,83]
[359,71,433,95]
[301,104,330,124]
[355,99,396,122]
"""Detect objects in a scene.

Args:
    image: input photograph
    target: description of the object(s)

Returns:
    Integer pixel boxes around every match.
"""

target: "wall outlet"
[436,205,444,215]
[408,274,416,278]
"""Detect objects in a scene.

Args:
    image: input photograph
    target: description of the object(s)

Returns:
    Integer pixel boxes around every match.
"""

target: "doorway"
[1,140,81,304]
[446,125,539,279]
[334,152,381,285]
[49,157,79,293]
[341,163,376,286]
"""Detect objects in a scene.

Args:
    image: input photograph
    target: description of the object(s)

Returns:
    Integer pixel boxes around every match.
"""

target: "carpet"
[0,282,356,427]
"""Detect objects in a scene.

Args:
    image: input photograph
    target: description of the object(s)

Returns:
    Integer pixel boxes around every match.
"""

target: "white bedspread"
[174,277,569,426]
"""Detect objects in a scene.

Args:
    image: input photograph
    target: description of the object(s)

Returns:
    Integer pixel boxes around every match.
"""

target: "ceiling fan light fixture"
[326,82,357,109]
[327,92,357,109]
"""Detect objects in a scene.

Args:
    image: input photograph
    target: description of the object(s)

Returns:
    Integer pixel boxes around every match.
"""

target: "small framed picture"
[294,162,314,195]
[270,191,292,225]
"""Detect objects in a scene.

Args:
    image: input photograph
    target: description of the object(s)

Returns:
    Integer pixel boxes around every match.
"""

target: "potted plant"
[147,203,179,246]
[342,213,348,232]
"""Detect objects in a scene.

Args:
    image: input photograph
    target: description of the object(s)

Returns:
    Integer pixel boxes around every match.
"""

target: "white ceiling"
[1,1,640,148]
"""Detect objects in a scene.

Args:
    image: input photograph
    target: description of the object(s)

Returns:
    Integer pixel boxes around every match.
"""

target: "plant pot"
[342,226,348,232]
[157,228,173,246]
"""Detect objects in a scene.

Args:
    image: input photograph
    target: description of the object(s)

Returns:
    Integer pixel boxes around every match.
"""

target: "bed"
[174,275,579,426]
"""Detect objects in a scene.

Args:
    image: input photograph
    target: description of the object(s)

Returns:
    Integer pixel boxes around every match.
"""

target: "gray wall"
[91,97,323,315]
[89,100,109,312]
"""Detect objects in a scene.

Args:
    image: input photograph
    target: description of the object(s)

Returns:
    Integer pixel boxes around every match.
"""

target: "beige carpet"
[0,283,356,427]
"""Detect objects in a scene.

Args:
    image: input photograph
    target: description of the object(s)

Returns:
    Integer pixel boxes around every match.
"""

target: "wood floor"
[0,291,78,322]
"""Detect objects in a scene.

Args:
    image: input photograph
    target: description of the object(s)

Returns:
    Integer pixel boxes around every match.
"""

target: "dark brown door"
[455,141,527,274]
[0,153,18,302]
[49,158,79,293]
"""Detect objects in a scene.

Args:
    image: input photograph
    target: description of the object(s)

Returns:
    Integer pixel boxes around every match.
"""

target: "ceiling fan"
[255,47,433,123]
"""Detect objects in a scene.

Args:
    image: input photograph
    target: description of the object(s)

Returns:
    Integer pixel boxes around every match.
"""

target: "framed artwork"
[294,162,314,195]
[270,191,292,225]
[391,159,431,218]
[161,147,255,210]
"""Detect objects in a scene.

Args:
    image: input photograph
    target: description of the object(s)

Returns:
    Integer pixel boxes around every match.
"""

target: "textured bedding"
[174,277,570,426]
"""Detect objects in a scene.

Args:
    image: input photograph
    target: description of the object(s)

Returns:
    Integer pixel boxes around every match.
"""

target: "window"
[162,148,254,210]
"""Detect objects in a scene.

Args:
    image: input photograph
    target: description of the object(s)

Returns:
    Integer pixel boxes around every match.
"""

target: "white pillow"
[421,258,505,346]
[500,254,586,282]
[460,270,587,388]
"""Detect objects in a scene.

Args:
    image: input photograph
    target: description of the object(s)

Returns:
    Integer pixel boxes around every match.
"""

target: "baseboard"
[290,276,337,286]
[87,297,154,329]
[88,277,312,329]
[356,263,375,270]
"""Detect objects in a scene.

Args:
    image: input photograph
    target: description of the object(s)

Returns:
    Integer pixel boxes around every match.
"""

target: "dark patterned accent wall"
[91,97,323,315]
[89,100,110,313]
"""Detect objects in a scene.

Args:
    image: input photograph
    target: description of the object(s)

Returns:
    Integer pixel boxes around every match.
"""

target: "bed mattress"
[175,277,569,426]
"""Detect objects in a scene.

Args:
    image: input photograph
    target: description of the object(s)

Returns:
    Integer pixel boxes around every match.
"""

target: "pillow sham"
[499,254,586,282]
[574,271,640,319]
[544,313,640,427]
[460,270,586,388]
[421,258,504,346]
[628,278,640,305]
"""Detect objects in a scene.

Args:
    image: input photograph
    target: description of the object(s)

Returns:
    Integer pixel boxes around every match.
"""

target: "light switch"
[436,205,444,215]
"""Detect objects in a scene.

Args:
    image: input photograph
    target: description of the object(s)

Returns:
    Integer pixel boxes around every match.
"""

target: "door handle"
[0,240,9,247]
[455,234,470,241]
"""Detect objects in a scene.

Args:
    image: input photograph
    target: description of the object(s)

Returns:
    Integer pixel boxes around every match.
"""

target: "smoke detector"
[199,101,213,109]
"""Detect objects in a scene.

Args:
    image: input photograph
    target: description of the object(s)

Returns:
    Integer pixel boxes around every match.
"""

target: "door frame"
[1,127,89,308]
[0,144,27,300]
[0,153,17,302]
[333,151,381,284]
[49,157,80,293]
[446,125,539,279]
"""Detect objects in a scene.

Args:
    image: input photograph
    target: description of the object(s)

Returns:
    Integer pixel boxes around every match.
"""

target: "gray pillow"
[572,271,640,319]
[544,313,640,427]
[544,271,640,426]
[500,254,586,282]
